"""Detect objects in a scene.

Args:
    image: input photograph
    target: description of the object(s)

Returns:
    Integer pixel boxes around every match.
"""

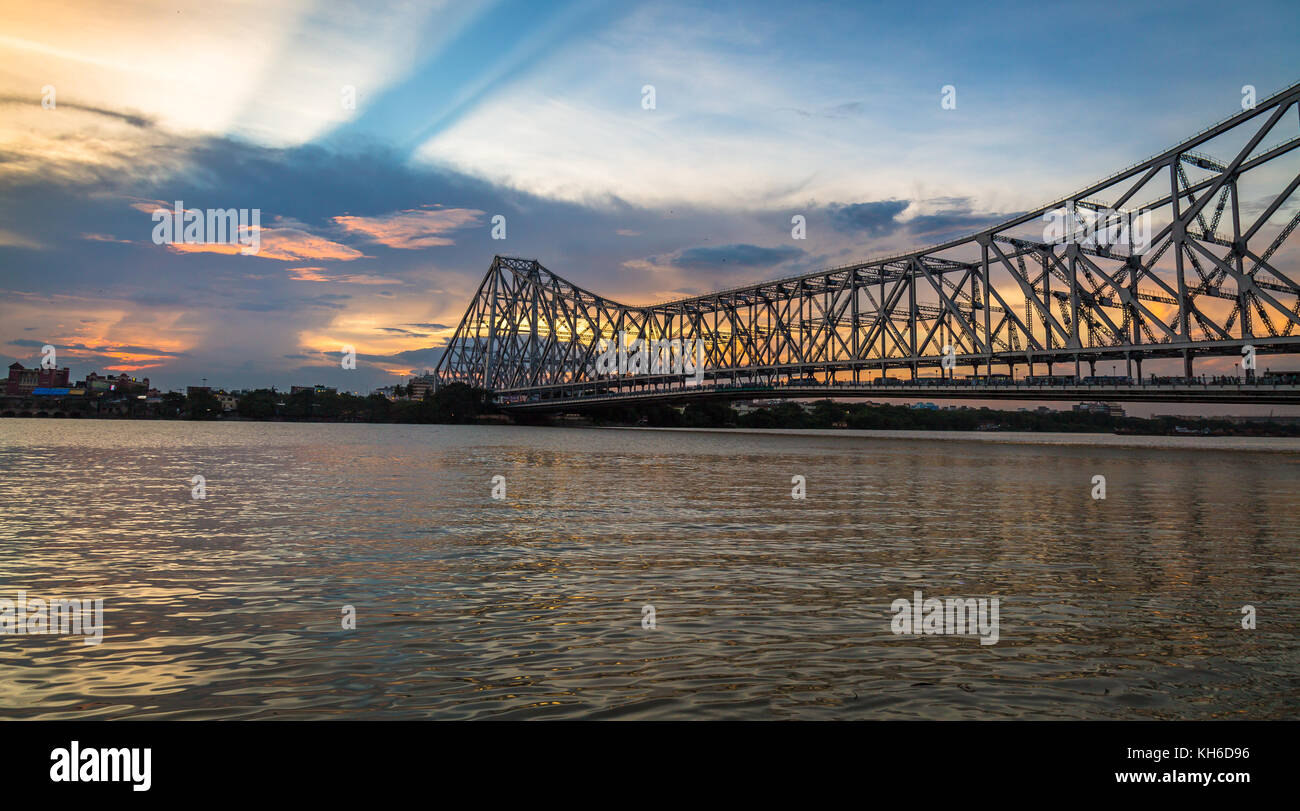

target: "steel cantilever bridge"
[435,83,1300,411]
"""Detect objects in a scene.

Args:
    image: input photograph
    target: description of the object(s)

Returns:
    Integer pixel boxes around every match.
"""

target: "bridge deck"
[500,381,1300,411]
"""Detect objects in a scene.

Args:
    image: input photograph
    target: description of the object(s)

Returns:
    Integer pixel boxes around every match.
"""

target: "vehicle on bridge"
[966,374,1014,385]
[1024,374,1077,386]
[914,377,958,386]
[1081,375,1133,385]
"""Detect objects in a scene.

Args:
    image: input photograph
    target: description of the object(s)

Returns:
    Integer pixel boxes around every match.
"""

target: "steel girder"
[435,82,1300,395]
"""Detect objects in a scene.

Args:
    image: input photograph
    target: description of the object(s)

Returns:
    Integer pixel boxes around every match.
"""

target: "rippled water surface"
[1,419,1298,719]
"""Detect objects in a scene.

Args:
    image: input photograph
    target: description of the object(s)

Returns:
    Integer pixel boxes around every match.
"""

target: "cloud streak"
[333,206,483,249]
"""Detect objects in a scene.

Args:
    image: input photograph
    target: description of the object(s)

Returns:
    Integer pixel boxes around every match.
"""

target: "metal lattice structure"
[435,82,1300,402]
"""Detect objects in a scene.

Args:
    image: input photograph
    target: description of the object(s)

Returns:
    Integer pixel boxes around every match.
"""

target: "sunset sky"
[2,0,1298,392]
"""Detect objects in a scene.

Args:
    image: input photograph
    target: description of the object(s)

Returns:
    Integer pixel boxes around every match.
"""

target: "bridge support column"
[1088,360,1096,376]
[1183,350,1194,379]
[1135,357,1143,383]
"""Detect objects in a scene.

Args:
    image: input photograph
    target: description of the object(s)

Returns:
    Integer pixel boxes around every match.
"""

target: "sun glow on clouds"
[410,6,917,208]
[408,5,1075,213]
[153,227,366,261]
[98,352,173,373]
[332,207,483,249]
[24,317,193,375]
[0,1,459,146]
[55,339,182,373]
[9,0,1285,394]
[288,267,399,285]
[122,199,481,262]
[297,309,449,371]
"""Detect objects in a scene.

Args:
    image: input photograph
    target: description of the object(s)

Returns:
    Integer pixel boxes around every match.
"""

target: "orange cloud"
[288,266,400,285]
[256,227,366,261]
[156,226,365,261]
[129,202,365,262]
[166,241,245,256]
[333,206,482,249]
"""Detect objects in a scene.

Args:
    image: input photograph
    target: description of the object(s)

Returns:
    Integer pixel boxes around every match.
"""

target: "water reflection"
[1,420,1296,719]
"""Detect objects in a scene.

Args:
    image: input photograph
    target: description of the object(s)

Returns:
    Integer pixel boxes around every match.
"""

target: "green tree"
[185,390,221,419]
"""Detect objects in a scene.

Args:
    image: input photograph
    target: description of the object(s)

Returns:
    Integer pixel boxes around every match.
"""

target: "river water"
[1,419,1297,719]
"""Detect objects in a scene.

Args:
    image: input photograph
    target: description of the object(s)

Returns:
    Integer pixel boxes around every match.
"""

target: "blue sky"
[1,0,1298,392]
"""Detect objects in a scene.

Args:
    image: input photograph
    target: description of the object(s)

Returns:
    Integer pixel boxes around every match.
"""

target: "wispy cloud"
[288,267,399,285]
[333,206,483,249]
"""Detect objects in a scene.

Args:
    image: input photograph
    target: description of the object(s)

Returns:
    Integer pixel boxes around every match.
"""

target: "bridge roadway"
[498,379,1300,412]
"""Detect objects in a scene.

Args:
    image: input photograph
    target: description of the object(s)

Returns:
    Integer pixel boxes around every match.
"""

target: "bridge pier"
[1183,350,1194,378]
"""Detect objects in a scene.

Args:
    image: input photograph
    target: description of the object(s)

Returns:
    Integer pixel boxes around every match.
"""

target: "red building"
[6,362,71,395]
[84,372,151,396]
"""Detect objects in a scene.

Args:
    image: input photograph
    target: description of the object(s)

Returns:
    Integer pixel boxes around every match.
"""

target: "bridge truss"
[435,82,1300,402]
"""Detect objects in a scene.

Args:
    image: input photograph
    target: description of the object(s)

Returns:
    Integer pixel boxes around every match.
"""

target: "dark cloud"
[825,197,1016,242]
[7,338,185,357]
[0,95,154,129]
[232,293,351,312]
[673,243,804,269]
[906,208,1017,237]
[828,200,910,235]
[358,346,447,368]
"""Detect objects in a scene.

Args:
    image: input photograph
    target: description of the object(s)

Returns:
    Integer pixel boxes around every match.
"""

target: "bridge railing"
[496,375,1300,406]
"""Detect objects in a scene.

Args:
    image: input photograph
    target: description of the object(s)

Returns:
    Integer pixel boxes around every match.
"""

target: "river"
[1,419,1296,719]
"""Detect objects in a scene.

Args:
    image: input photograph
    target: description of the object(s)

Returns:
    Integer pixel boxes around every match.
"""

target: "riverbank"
[600,425,1300,452]
[6,395,1300,437]
[572,399,1300,437]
